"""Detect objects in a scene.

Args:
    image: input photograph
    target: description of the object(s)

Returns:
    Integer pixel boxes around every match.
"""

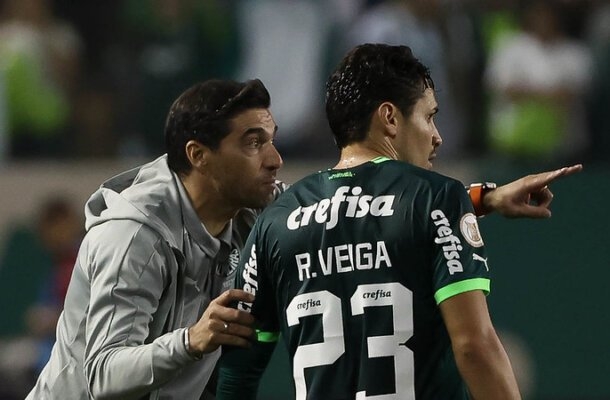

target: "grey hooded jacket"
[26,155,282,399]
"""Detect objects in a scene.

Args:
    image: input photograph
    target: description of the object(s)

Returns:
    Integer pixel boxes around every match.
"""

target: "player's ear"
[377,102,399,138]
[185,140,210,172]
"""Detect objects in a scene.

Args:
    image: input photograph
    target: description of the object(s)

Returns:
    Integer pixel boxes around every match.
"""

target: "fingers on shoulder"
[217,288,255,304]
[207,305,256,326]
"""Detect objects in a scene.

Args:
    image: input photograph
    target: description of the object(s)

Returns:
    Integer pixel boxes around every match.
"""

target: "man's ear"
[185,140,210,172]
[377,102,399,138]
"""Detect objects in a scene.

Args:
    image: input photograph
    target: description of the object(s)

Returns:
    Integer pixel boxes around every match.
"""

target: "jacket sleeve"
[82,220,196,399]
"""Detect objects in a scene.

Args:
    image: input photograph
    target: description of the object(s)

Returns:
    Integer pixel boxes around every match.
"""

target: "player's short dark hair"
[325,43,434,149]
[165,79,271,174]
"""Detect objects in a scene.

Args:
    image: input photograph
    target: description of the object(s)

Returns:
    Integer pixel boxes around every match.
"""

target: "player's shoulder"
[271,170,327,202]
[259,161,465,218]
[256,171,330,223]
[376,159,465,193]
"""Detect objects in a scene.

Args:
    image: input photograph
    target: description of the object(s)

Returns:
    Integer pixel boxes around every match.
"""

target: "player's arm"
[216,337,277,400]
[216,218,279,400]
[440,290,521,400]
[469,164,582,218]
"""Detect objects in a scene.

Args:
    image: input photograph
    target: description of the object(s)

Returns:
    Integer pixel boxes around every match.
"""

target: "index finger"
[559,164,583,177]
[215,288,255,306]
[534,164,583,188]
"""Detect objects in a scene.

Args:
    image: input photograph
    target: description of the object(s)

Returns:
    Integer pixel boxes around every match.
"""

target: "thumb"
[521,204,552,219]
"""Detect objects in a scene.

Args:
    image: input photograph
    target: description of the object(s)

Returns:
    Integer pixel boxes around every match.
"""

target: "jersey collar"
[371,156,392,164]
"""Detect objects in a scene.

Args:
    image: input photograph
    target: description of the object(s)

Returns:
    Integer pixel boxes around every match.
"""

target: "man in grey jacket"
[25,76,580,400]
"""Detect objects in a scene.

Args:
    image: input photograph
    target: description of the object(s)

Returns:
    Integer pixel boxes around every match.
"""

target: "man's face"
[206,108,282,209]
[397,88,442,169]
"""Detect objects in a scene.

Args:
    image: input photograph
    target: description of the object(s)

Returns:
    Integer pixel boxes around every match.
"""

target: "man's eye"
[247,138,261,147]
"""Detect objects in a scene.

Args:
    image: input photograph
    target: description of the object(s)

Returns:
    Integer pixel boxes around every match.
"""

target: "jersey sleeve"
[429,180,491,305]
[234,218,280,337]
[216,340,277,400]
[217,218,280,400]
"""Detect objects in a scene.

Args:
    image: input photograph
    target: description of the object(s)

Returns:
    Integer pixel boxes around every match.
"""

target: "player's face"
[397,88,442,169]
[207,108,282,209]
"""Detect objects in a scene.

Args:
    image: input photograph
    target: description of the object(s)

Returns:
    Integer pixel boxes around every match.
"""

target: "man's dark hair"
[325,43,434,149]
[165,79,271,174]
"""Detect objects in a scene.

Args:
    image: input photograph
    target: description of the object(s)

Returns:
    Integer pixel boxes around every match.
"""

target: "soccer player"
[216,44,529,399]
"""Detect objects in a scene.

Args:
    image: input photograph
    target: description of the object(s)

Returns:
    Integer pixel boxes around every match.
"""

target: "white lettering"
[296,298,322,311]
[355,243,373,270]
[448,260,464,274]
[431,209,464,275]
[318,247,333,276]
[238,245,258,312]
[327,186,350,230]
[355,195,372,218]
[335,244,353,273]
[362,289,392,300]
[375,241,392,269]
[301,204,317,226]
[371,196,395,217]
[287,206,302,230]
[315,199,331,224]
[298,241,392,281]
[296,253,311,281]
[286,186,395,231]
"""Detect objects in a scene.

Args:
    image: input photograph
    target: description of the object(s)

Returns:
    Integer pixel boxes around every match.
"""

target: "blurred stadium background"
[0,0,608,399]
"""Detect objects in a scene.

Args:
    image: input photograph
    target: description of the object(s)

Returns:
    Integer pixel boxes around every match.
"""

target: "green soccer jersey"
[235,158,490,400]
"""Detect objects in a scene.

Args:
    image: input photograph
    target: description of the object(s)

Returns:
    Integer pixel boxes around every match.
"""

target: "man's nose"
[266,143,283,170]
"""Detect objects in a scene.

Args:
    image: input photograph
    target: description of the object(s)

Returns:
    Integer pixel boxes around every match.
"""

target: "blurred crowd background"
[0,0,608,163]
[0,0,608,399]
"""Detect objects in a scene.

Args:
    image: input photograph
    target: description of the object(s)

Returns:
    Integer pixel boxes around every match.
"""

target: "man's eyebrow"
[241,125,278,137]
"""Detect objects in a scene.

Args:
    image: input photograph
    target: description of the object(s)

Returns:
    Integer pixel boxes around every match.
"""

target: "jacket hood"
[84,155,185,249]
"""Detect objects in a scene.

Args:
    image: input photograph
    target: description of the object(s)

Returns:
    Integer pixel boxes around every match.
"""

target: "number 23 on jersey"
[286,282,415,400]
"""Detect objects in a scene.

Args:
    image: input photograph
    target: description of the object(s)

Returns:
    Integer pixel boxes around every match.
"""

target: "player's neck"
[334,142,396,170]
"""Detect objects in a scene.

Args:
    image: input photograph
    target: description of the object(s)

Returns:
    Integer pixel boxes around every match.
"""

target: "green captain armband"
[256,330,279,343]
[434,278,490,305]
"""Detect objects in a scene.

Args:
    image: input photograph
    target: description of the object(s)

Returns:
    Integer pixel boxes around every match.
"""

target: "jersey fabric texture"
[231,158,490,399]
[26,155,285,400]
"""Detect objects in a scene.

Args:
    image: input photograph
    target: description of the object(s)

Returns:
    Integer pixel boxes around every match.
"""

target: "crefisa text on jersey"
[431,209,464,275]
[296,241,392,282]
[361,288,392,300]
[287,186,395,231]
[238,245,258,313]
[295,298,322,311]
